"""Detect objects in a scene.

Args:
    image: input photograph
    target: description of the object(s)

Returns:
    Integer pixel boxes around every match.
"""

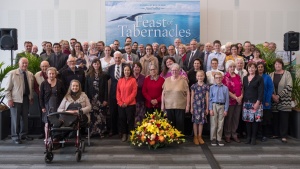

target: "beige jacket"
[4,69,34,103]
[57,92,91,123]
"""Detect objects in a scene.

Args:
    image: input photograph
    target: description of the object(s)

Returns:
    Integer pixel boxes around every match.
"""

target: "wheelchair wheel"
[75,150,82,162]
[80,141,85,152]
[44,152,53,163]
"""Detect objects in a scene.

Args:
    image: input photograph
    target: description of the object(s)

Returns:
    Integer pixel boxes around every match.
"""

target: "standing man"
[203,42,213,71]
[107,51,127,136]
[122,43,139,65]
[137,44,146,59]
[31,45,39,58]
[48,43,68,74]
[97,41,105,59]
[4,58,34,144]
[183,39,204,71]
[70,38,77,51]
[15,41,33,65]
[82,41,89,56]
[206,40,226,72]
[174,38,181,55]
[162,45,183,69]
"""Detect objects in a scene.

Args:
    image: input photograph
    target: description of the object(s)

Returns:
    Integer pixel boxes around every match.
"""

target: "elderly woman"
[142,64,165,114]
[160,57,187,79]
[161,63,190,133]
[139,44,159,76]
[270,58,293,143]
[257,62,274,142]
[40,67,65,140]
[116,65,137,142]
[178,44,187,63]
[85,59,108,138]
[132,62,146,126]
[222,60,243,143]
[234,57,248,82]
[242,62,264,145]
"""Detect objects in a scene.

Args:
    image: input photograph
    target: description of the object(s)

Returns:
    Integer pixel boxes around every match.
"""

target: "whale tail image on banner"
[106,1,200,47]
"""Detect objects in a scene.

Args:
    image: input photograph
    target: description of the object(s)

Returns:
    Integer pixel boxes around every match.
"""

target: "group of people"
[4,37,292,147]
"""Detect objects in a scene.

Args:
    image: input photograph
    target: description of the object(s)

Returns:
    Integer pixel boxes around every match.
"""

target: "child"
[209,72,229,146]
[76,51,87,70]
[190,70,209,145]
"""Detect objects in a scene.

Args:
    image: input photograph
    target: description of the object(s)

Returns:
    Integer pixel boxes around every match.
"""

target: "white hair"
[225,60,236,71]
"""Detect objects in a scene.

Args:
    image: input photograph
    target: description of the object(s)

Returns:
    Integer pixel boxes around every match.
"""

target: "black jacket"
[85,73,108,103]
[39,79,66,109]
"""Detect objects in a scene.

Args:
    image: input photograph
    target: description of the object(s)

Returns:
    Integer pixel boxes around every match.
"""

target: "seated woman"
[57,80,91,132]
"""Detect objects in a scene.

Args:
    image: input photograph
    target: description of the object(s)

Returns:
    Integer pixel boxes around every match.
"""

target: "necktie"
[128,54,131,61]
[23,71,30,96]
[116,65,120,80]
[204,52,209,70]
[188,51,194,68]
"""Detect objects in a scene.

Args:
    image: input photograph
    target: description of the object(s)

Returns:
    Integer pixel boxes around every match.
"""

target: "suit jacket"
[137,52,146,59]
[122,53,139,63]
[48,53,68,73]
[98,50,105,59]
[120,49,137,54]
[4,69,34,103]
[183,49,204,71]
[107,63,127,100]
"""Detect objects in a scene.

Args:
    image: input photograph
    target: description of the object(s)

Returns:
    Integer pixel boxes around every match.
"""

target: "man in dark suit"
[48,43,68,74]
[122,43,139,66]
[107,51,126,136]
[183,39,204,71]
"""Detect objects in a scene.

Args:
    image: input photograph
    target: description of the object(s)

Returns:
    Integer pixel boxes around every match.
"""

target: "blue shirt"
[209,83,229,111]
[206,52,226,71]
[262,74,274,109]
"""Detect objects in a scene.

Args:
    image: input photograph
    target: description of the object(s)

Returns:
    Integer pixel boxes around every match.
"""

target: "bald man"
[4,57,34,144]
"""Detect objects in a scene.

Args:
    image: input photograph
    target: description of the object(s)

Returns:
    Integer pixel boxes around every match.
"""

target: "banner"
[105,0,200,47]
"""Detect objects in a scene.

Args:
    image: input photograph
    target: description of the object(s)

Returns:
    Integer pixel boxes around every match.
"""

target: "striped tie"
[116,65,120,80]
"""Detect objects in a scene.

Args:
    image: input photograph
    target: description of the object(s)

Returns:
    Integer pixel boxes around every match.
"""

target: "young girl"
[190,70,209,145]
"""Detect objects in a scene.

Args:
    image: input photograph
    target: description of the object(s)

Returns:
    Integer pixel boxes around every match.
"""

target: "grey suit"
[122,53,139,63]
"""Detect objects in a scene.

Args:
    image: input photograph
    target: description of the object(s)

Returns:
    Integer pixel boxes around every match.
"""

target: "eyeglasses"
[214,77,222,79]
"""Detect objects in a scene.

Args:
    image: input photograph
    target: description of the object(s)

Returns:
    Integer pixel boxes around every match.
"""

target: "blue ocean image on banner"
[106,1,200,47]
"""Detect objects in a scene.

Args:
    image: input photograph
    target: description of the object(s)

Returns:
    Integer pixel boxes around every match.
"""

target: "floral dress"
[90,76,106,136]
[191,83,210,124]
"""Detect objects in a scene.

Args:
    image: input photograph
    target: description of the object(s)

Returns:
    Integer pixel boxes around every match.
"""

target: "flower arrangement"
[130,111,185,149]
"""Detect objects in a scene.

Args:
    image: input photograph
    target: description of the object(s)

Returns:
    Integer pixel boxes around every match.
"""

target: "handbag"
[242,102,263,122]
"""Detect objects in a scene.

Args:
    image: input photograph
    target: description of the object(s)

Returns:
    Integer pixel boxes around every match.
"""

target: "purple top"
[222,72,242,105]
[160,68,187,79]
[135,74,145,102]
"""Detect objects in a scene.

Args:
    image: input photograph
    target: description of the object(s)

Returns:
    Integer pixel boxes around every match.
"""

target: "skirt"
[242,102,263,122]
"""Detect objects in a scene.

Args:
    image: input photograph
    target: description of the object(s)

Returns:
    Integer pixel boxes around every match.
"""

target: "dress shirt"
[209,83,229,111]
[207,52,226,71]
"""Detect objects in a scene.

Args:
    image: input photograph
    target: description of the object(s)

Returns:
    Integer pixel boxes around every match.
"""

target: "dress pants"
[224,104,242,138]
[10,96,29,140]
[210,103,225,141]
[109,97,119,134]
[118,105,136,134]
[273,110,289,138]
[166,109,185,134]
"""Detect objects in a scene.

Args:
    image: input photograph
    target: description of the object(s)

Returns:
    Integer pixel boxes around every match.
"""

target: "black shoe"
[38,134,45,139]
[13,139,22,144]
[261,136,267,142]
[21,136,34,141]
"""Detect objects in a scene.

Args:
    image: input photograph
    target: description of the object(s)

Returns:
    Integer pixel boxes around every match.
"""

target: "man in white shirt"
[203,42,213,71]
[174,38,181,55]
[206,40,226,72]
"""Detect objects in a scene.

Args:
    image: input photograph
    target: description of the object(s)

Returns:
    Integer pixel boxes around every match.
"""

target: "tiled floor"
[0,135,299,169]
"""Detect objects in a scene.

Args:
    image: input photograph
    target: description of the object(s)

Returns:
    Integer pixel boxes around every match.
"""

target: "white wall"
[0,0,300,66]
